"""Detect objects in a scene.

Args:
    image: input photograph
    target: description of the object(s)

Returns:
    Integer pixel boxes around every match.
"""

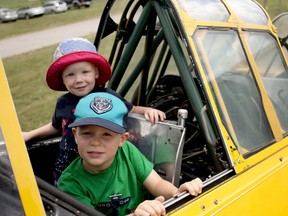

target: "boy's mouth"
[75,85,87,90]
[88,151,103,157]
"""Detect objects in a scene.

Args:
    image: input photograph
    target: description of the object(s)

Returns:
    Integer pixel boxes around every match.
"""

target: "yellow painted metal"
[0,59,46,215]
[170,0,247,165]
[0,0,287,215]
[168,137,288,215]
[164,1,288,214]
[171,0,287,171]
[171,0,251,163]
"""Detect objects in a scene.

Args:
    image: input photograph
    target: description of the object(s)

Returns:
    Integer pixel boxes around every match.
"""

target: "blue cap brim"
[68,117,126,134]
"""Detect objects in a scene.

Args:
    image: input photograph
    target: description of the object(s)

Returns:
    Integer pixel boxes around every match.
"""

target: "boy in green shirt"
[58,92,202,216]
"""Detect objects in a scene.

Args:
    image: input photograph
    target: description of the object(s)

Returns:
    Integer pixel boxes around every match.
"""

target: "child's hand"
[176,177,203,196]
[144,108,166,125]
[133,196,165,216]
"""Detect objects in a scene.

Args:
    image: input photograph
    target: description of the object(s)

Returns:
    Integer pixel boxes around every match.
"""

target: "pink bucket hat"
[46,38,111,91]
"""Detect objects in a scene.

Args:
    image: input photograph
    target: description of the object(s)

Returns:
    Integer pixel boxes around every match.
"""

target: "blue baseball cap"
[69,92,128,134]
[46,38,112,91]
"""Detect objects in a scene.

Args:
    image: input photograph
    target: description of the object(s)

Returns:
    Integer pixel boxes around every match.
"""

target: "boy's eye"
[66,72,74,77]
[102,132,112,137]
[82,70,89,74]
[82,131,92,136]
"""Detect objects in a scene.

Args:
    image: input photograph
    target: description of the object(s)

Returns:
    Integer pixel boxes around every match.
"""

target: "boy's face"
[62,61,99,97]
[72,125,129,174]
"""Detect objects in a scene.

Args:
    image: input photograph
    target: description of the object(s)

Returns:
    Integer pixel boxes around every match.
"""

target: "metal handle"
[177,109,188,127]
[200,105,216,146]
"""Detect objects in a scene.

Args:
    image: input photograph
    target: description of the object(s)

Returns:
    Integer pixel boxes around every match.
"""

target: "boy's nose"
[90,137,101,146]
[75,74,84,82]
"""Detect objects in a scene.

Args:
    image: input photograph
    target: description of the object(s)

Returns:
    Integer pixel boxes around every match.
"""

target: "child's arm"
[130,170,203,216]
[130,106,166,125]
[129,170,202,215]
[144,170,202,199]
[22,122,60,142]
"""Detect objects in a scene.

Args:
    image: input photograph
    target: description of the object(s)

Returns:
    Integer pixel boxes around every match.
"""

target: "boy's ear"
[72,128,78,141]
[119,132,129,147]
[94,66,100,79]
[72,127,77,134]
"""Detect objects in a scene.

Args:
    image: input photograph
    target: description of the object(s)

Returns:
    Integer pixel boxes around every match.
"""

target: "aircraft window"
[192,28,274,154]
[176,0,229,22]
[272,13,288,60]
[273,13,288,38]
[244,31,287,78]
[245,31,288,132]
[226,0,268,25]
[0,128,25,216]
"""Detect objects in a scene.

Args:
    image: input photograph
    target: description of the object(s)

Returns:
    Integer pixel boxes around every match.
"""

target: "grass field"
[2,0,288,132]
[257,0,288,18]
[1,0,42,9]
[0,0,107,40]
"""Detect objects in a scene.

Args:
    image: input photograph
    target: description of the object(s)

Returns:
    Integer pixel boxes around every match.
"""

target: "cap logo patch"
[90,96,112,114]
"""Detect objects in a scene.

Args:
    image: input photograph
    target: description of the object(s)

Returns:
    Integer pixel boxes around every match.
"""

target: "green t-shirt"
[58,141,154,215]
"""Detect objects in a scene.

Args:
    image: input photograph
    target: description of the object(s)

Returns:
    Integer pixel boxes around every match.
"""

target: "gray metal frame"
[127,113,186,186]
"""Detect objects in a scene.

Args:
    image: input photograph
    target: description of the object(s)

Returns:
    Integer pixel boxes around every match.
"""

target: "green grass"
[4,44,62,130]
[1,0,43,9]
[257,0,288,18]
[0,1,107,39]
[2,0,288,132]
[2,1,109,131]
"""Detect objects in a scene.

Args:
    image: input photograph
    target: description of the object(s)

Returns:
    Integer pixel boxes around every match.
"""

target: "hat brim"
[46,51,112,91]
[68,117,126,134]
